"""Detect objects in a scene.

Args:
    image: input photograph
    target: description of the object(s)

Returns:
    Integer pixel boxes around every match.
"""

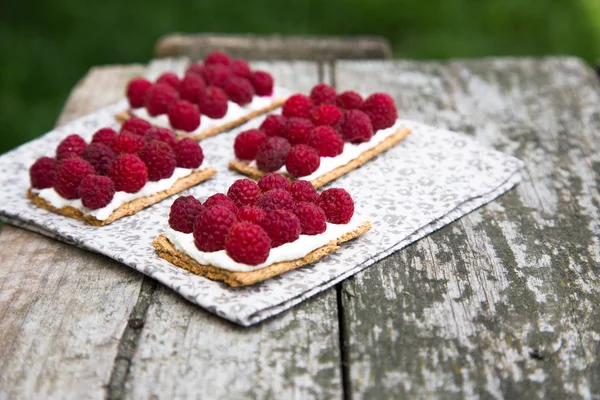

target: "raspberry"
[256,189,295,212]
[225,222,271,265]
[287,180,319,203]
[126,78,152,108]
[285,118,314,145]
[185,63,205,77]
[339,110,373,143]
[310,83,336,105]
[174,138,204,168]
[227,179,261,207]
[179,73,206,103]
[156,72,181,91]
[260,210,301,247]
[193,205,237,252]
[311,104,343,127]
[145,127,177,149]
[82,143,116,175]
[204,50,231,66]
[336,91,363,110]
[201,64,231,88]
[361,93,398,131]
[109,154,148,193]
[204,193,237,213]
[224,76,255,105]
[258,172,290,193]
[282,94,313,119]
[111,131,145,154]
[255,137,291,172]
[92,128,117,146]
[306,126,344,157]
[169,195,205,234]
[168,100,200,132]
[260,114,287,137]
[198,86,229,119]
[251,71,274,96]
[230,59,251,79]
[319,188,354,224]
[121,117,152,136]
[294,202,327,235]
[56,134,87,160]
[54,158,95,199]
[139,141,176,181]
[233,129,266,161]
[285,145,320,178]
[144,84,179,116]
[30,157,57,189]
[78,175,115,210]
[236,205,267,225]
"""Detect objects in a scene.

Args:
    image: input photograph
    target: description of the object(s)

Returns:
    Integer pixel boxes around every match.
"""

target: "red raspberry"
[121,117,152,136]
[225,222,271,265]
[126,78,152,108]
[174,138,204,168]
[260,210,301,247]
[251,71,274,96]
[111,131,145,154]
[285,117,314,145]
[236,205,267,225]
[185,63,205,77]
[339,110,373,143]
[256,137,291,172]
[287,180,319,203]
[204,193,237,213]
[230,59,251,79]
[310,83,336,105]
[156,72,181,91]
[258,172,290,193]
[336,91,363,110]
[193,205,237,252]
[260,114,287,137]
[169,195,205,234]
[234,129,266,161]
[144,84,179,116]
[30,157,57,189]
[224,76,255,106]
[282,94,313,119]
[179,73,206,103]
[201,64,231,88]
[56,134,87,160]
[256,189,295,212]
[306,126,344,157]
[145,127,177,149]
[109,154,148,193]
[311,104,343,127]
[92,128,117,146]
[168,100,200,132]
[82,143,116,175]
[285,144,320,178]
[78,175,115,210]
[227,179,261,207]
[198,86,229,119]
[319,188,354,224]
[204,50,231,66]
[139,141,176,181]
[361,93,398,131]
[294,202,327,235]
[54,158,95,199]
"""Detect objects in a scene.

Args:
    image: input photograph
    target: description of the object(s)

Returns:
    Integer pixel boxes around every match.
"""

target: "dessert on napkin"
[229,83,411,188]
[153,173,371,286]
[116,51,289,141]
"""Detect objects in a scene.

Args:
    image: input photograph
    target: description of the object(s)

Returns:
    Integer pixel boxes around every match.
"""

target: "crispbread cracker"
[27,168,217,226]
[153,220,372,286]
[229,127,412,188]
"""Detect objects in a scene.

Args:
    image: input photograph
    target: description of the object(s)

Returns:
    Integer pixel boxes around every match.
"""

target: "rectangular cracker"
[228,127,412,188]
[115,98,286,142]
[27,168,217,226]
[153,220,372,286]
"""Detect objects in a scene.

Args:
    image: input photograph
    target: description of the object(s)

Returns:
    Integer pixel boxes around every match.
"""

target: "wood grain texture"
[335,58,600,399]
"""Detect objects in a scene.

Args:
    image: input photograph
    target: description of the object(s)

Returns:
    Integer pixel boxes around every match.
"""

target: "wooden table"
[1,58,599,399]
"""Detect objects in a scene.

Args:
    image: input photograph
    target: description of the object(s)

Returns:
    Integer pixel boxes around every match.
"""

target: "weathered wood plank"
[335,58,600,399]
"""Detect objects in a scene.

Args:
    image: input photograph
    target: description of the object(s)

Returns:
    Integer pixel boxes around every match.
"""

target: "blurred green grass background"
[1,0,600,154]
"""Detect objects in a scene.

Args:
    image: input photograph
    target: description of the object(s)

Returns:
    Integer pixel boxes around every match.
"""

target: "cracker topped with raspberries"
[153,173,371,286]
[228,83,412,188]
[116,50,289,141]
[27,121,216,226]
